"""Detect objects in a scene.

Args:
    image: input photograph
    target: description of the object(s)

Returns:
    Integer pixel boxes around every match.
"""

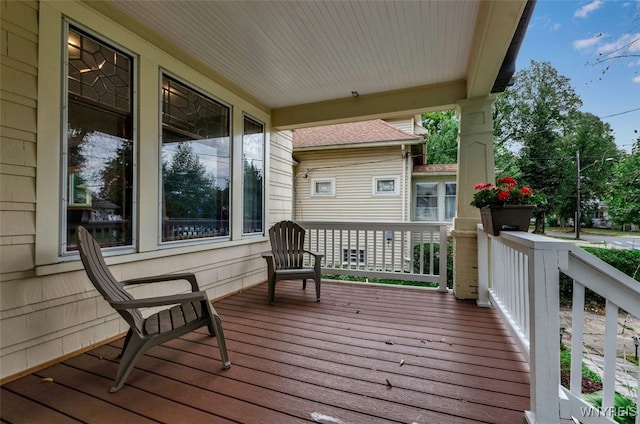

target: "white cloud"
[574,0,604,18]
[573,35,603,50]
[632,75,640,83]
[597,33,640,55]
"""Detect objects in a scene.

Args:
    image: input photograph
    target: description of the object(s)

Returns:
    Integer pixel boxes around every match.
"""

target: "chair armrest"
[261,251,274,258]
[305,250,324,260]
[110,290,208,310]
[120,272,200,292]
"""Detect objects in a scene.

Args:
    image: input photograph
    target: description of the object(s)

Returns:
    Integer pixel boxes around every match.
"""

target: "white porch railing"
[299,221,449,292]
[477,225,640,424]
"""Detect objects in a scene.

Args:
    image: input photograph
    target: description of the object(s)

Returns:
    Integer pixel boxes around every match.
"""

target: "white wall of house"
[293,145,410,222]
[0,0,292,381]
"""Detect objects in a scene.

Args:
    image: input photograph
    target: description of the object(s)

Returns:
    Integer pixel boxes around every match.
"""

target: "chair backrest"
[268,220,306,270]
[76,226,143,329]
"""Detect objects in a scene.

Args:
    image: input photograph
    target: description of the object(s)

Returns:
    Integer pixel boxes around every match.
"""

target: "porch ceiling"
[88,0,533,128]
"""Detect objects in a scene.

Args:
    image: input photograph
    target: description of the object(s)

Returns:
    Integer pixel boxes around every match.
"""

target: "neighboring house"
[292,118,424,222]
[293,119,458,224]
[0,0,533,383]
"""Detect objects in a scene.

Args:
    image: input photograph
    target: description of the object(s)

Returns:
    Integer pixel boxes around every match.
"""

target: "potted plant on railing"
[471,176,537,236]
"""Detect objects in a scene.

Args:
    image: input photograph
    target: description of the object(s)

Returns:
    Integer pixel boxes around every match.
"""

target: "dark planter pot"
[480,205,535,236]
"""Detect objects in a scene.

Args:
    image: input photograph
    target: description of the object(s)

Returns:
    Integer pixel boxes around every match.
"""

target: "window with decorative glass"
[65,25,134,252]
[160,75,231,242]
[242,116,264,235]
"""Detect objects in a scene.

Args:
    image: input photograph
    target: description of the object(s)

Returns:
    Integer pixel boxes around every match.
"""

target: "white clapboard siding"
[294,146,408,222]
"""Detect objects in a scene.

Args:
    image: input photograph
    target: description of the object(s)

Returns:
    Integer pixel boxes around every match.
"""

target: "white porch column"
[452,96,495,299]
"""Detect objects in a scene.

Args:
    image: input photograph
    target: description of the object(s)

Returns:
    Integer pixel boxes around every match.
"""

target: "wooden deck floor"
[1,281,530,424]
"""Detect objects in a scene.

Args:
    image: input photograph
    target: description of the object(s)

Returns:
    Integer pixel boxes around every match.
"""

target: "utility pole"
[575,150,581,240]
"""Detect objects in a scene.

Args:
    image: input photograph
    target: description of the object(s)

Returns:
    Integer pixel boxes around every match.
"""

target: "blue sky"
[516,0,640,152]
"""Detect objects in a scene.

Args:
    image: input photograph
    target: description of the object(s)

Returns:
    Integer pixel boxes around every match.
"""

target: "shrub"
[559,247,640,309]
[413,240,454,289]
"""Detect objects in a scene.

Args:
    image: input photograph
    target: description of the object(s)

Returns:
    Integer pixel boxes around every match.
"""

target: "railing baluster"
[298,221,448,284]
[570,281,585,396]
[602,300,619,410]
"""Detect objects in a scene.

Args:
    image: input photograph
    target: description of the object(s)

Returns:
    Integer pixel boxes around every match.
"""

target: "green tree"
[422,110,458,164]
[559,111,621,226]
[605,138,640,228]
[493,61,582,232]
[162,142,215,219]
[99,139,134,217]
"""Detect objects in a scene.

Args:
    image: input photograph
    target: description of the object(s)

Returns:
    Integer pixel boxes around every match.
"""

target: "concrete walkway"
[560,308,639,401]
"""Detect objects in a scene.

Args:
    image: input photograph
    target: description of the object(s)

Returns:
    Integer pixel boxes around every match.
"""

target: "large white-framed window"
[373,176,399,195]
[415,182,438,221]
[160,74,231,242]
[63,23,135,253]
[242,115,265,235]
[415,181,457,221]
[312,178,335,196]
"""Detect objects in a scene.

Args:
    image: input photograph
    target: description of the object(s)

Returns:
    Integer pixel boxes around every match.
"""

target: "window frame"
[444,181,457,221]
[311,178,335,196]
[35,4,271,273]
[372,176,399,195]
[61,20,138,256]
[241,113,265,236]
[414,180,457,222]
[415,182,439,221]
[158,71,233,244]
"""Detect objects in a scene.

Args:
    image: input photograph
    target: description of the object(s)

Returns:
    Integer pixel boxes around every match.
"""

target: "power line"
[599,107,640,119]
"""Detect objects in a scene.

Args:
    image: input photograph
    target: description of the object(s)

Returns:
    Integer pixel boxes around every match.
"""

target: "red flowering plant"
[470,176,536,208]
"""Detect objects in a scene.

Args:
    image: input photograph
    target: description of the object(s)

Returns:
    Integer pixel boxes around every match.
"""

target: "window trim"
[372,176,399,195]
[241,113,265,236]
[444,181,457,221]
[414,180,457,222]
[311,178,335,196]
[35,3,271,272]
[158,71,233,245]
[60,20,138,256]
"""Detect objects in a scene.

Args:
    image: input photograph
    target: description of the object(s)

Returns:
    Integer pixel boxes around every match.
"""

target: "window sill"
[35,235,268,277]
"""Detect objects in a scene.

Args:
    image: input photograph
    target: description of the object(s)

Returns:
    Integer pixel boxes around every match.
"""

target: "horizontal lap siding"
[294,146,406,222]
[268,131,295,225]
[1,0,39,279]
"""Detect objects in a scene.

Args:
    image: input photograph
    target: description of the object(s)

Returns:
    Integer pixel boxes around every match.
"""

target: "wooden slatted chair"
[262,220,323,304]
[75,225,230,392]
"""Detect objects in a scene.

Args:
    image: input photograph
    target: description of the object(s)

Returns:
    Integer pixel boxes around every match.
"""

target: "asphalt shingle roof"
[292,119,422,149]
